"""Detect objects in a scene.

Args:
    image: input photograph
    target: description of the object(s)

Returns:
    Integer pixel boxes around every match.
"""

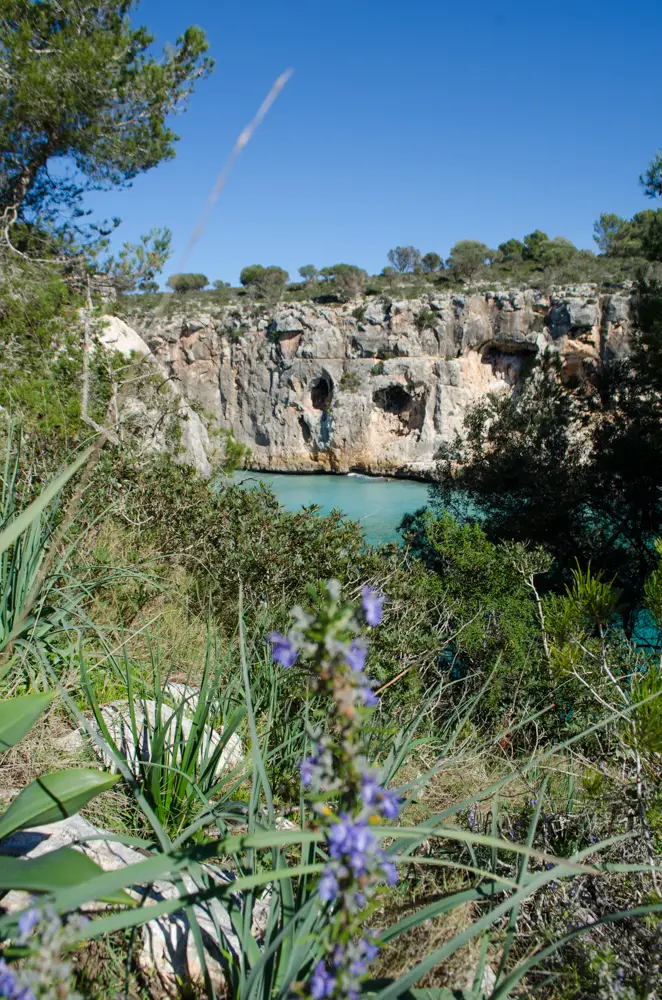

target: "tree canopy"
[239,265,289,303]
[446,240,493,280]
[593,209,662,262]
[421,252,442,272]
[0,0,212,248]
[319,263,367,301]
[642,152,662,199]
[387,246,421,273]
[167,272,208,294]
[298,264,318,284]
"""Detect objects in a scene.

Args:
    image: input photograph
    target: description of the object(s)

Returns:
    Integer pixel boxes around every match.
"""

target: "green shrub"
[338,369,362,391]
[166,273,209,294]
[414,307,436,332]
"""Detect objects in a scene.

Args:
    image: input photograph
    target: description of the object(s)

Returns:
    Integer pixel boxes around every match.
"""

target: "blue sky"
[87,0,662,285]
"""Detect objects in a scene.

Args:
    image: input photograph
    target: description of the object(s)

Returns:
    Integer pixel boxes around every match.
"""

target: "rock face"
[97,316,212,477]
[130,284,631,479]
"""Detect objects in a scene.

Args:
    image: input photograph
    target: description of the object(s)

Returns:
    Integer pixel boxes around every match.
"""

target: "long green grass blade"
[0,847,134,905]
[490,901,662,998]
[0,446,94,557]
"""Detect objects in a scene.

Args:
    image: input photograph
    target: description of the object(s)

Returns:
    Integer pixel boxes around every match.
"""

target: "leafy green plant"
[339,370,362,392]
[78,630,248,842]
[0,435,100,678]
[218,428,251,473]
[167,273,209,294]
[414,307,436,333]
[0,0,212,246]
[0,582,657,1000]
[0,692,127,905]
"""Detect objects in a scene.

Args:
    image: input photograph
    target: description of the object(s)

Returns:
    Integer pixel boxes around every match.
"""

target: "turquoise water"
[232,471,430,545]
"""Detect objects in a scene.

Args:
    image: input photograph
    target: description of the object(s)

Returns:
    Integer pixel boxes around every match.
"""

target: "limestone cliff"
[128,285,631,479]
[99,315,212,477]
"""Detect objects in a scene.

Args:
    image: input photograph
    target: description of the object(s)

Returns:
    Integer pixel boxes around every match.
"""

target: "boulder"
[98,316,150,357]
[91,698,243,781]
[183,316,213,334]
[269,311,304,335]
[0,814,237,995]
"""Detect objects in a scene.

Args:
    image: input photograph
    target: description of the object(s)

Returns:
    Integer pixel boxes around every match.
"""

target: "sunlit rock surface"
[126,285,631,479]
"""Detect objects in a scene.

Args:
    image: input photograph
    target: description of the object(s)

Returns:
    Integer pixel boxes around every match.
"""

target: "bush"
[446,240,494,281]
[239,265,265,287]
[167,273,209,294]
[338,369,362,391]
[387,246,422,273]
[414,307,436,332]
[239,265,289,304]
[332,264,367,301]
[421,251,442,272]
[299,264,318,284]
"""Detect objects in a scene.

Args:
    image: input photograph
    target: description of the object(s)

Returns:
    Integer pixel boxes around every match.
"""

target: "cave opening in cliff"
[481,344,537,387]
[373,384,412,415]
[299,415,312,443]
[311,375,333,411]
[372,384,425,434]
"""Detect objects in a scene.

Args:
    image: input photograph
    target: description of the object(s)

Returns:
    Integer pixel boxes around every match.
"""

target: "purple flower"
[300,756,316,787]
[310,961,335,999]
[381,859,398,885]
[348,936,381,979]
[328,817,379,877]
[350,957,368,977]
[380,788,402,820]
[360,774,380,807]
[0,960,35,1000]
[331,945,344,968]
[360,685,378,708]
[360,938,380,962]
[327,817,353,856]
[345,640,368,673]
[267,631,298,669]
[360,775,401,819]
[17,907,40,938]
[318,869,339,903]
[361,586,384,627]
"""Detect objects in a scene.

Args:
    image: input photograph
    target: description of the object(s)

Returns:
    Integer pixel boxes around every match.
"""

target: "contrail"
[157,67,294,311]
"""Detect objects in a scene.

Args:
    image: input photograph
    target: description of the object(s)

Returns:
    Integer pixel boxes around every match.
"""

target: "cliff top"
[111,280,634,331]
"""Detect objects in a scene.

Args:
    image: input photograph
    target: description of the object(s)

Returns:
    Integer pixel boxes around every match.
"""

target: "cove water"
[232,471,430,545]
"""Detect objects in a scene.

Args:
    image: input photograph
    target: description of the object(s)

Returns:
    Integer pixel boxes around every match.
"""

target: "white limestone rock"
[98,316,150,357]
[92,698,243,780]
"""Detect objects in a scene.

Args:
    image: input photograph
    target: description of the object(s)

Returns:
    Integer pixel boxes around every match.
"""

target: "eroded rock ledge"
[130,285,631,479]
